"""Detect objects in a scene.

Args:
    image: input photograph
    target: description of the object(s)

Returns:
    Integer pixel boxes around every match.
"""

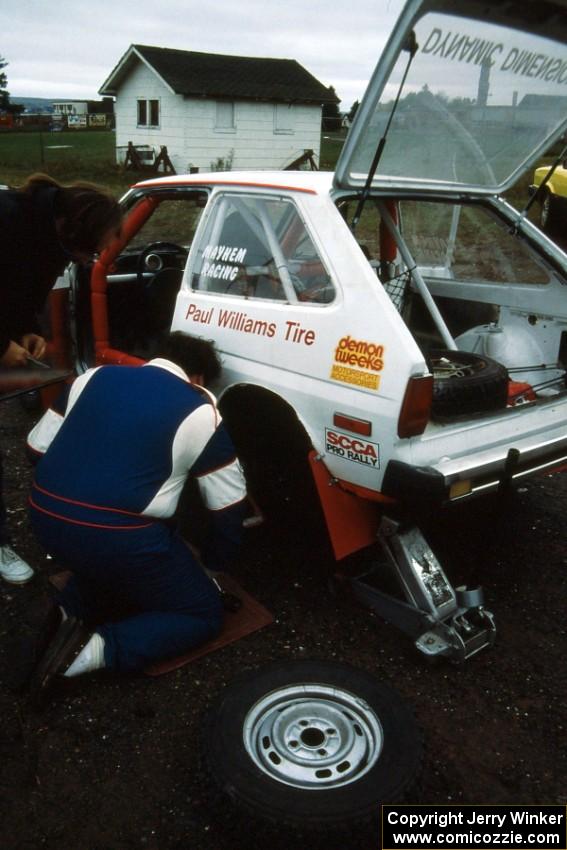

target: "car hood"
[334,0,567,196]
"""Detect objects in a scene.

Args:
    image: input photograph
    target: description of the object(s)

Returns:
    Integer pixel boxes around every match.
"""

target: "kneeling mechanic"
[28,332,247,705]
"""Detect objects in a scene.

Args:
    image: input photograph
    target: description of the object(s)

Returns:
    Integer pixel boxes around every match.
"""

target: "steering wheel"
[136,241,188,286]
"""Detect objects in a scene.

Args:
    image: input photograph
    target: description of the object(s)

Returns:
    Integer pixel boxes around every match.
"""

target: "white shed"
[52,100,89,117]
[99,44,339,174]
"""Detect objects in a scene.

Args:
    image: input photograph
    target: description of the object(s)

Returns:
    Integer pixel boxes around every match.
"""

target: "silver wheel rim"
[243,683,383,790]
[431,356,478,379]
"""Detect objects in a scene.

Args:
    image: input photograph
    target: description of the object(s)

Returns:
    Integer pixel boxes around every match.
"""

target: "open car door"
[75,185,208,370]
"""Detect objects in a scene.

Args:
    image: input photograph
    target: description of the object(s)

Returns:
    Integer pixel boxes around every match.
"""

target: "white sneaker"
[63,632,106,677]
[0,545,34,584]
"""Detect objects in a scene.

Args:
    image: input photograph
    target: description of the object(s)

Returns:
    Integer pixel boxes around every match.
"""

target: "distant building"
[52,98,114,129]
[99,44,338,172]
[52,98,113,116]
[53,100,89,117]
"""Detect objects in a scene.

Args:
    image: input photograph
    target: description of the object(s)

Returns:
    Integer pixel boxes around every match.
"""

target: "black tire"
[428,349,509,419]
[201,660,422,833]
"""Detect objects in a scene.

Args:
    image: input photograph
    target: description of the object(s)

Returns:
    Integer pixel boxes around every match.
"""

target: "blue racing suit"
[28,359,247,671]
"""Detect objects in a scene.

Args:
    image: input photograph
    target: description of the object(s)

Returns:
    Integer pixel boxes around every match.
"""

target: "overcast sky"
[2,0,406,111]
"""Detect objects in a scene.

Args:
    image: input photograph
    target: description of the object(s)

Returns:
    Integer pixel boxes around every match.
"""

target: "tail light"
[398,375,433,438]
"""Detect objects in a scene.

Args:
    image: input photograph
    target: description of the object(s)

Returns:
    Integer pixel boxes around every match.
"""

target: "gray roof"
[100,44,339,105]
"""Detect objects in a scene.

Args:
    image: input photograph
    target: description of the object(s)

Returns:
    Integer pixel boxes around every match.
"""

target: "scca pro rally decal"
[330,335,384,390]
[325,429,380,468]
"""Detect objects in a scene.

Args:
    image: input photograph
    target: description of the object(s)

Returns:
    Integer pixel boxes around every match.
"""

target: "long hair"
[21,173,122,254]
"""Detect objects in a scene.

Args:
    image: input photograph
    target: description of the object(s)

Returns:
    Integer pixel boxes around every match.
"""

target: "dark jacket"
[0,185,68,358]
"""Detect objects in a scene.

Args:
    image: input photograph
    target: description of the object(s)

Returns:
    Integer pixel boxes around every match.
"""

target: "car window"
[191,194,335,304]
[337,7,567,194]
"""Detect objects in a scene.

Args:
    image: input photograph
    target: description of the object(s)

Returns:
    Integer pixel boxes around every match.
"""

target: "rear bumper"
[382,430,567,505]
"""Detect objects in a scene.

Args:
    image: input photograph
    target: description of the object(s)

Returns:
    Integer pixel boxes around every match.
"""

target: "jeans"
[29,506,224,672]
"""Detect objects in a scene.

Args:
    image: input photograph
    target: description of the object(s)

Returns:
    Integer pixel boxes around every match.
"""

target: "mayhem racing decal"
[330,335,384,391]
[201,243,247,283]
[325,429,380,468]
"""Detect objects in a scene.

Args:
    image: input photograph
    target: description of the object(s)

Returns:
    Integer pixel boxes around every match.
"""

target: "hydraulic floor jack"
[346,516,496,661]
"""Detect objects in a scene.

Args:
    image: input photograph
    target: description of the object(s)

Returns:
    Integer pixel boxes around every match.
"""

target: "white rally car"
[40,0,567,664]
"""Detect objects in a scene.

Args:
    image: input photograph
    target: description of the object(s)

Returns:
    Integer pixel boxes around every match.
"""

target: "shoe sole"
[29,618,87,711]
[1,573,34,585]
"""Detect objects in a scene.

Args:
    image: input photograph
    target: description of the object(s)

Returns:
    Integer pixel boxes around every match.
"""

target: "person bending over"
[0,172,122,585]
[28,332,247,706]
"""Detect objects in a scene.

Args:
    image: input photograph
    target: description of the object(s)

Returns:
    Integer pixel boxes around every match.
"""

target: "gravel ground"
[1,396,566,850]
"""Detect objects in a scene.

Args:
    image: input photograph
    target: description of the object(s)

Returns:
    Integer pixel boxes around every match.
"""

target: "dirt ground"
[1,395,566,850]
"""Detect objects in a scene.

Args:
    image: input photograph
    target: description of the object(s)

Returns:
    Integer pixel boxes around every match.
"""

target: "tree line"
[1,55,24,116]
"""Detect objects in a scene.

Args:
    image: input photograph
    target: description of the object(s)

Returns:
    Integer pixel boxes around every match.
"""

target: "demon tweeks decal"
[330,335,384,391]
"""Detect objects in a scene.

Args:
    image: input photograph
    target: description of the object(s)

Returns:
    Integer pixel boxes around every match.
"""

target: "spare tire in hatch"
[427,349,509,418]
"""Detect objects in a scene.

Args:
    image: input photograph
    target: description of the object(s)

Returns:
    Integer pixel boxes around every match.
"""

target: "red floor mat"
[48,571,274,676]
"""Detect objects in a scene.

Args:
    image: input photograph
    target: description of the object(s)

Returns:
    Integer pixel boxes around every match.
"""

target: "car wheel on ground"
[201,659,422,834]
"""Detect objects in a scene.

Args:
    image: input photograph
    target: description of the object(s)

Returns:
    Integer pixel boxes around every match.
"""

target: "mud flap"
[308,451,381,560]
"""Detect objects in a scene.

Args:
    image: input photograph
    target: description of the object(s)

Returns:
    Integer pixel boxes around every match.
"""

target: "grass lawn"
[0,127,552,227]
[0,130,133,196]
[0,129,353,198]
[320,129,348,170]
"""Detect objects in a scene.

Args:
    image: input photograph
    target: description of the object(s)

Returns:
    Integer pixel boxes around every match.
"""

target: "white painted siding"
[113,62,323,173]
[114,63,177,164]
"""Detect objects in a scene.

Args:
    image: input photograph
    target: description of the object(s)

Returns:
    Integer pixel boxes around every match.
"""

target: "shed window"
[274,104,294,134]
[137,99,160,127]
[149,99,159,126]
[215,101,235,130]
